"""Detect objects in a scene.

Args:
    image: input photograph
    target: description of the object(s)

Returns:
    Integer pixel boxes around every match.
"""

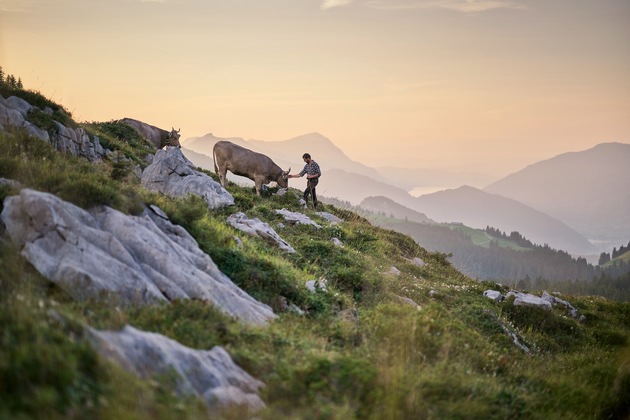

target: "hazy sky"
[1,0,629,177]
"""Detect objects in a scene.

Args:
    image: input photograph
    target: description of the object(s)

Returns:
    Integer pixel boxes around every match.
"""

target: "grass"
[1,91,629,418]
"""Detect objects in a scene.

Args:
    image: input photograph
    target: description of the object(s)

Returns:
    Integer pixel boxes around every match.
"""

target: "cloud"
[365,0,527,13]
[321,0,354,10]
[0,0,35,12]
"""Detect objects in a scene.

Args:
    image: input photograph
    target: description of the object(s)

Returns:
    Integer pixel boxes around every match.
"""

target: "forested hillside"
[325,197,630,302]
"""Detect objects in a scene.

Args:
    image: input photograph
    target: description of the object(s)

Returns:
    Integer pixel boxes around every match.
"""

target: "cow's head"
[166,127,181,148]
[277,167,291,188]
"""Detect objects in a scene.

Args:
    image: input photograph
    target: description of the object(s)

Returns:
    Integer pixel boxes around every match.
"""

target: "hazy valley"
[183,133,629,257]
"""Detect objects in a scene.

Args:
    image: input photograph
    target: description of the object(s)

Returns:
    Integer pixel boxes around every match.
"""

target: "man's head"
[302,153,311,163]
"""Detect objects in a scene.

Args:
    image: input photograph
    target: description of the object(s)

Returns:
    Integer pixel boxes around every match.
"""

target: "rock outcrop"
[1,189,275,326]
[0,95,107,162]
[90,325,265,412]
[227,212,295,253]
[141,147,234,210]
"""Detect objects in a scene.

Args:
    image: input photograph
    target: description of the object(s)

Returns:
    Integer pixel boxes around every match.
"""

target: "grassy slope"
[1,92,629,419]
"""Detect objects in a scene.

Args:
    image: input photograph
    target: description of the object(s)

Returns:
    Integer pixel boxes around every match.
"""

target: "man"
[288,153,321,209]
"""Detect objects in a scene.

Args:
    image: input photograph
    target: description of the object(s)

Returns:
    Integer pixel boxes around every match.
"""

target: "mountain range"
[183,133,629,256]
[484,142,630,249]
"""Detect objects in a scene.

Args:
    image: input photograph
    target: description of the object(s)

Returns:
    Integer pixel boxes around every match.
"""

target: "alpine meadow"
[1,70,630,419]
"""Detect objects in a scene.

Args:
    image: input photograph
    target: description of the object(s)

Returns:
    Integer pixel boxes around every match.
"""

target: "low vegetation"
[1,84,629,419]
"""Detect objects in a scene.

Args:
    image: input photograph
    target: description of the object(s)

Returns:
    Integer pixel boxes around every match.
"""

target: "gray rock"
[0,178,22,190]
[275,208,322,228]
[52,122,106,162]
[542,291,579,318]
[411,257,426,267]
[395,294,421,309]
[227,212,295,253]
[483,290,504,302]
[0,95,107,162]
[315,211,343,225]
[89,325,265,413]
[141,147,234,210]
[387,266,401,276]
[0,95,29,128]
[1,189,275,326]
[506,290,552,311]
[305,279,327,293]
[331,237,344,247]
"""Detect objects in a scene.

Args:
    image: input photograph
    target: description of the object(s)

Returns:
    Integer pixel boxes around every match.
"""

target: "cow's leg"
[254,179,262,196]
[218,166,228,188]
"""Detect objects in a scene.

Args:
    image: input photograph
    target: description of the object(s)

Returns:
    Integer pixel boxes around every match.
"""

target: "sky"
[1,0,629,178]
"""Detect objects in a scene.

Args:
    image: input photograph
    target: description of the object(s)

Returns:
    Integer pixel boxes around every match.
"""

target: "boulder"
[411,257,426,267]
[141,147,234,210]
[227,212,295,253]
[315,211,343,225]
[306,279,328,293]
[90,325,265,413]
[331,237,344,247]
[387,266,401,276]
[541,291,579,318]
[483,290,504,302]
[395,294,421,310]
[1,189,275,326]
[506,290,552,311]
[275,208,322,228]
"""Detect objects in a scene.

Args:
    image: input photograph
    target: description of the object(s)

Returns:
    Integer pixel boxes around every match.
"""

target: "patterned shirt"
[299,161,321,178]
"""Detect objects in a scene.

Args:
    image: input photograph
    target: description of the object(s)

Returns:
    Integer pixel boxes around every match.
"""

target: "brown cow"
[213,140,290,195]
[120,118,181,149]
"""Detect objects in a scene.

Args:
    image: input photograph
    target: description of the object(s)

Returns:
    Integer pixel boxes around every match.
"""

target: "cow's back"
[213,141,280,177]
[120,118,167,149]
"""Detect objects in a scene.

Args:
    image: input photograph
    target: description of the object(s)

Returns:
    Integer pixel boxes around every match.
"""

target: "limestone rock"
[0,95,107,162]
[315,211,343,225]
[387,266,401,276]
[506,290,552,311]
[411,257,426,267]
[1,189,275,326]
[141,147,234,210]
[90,325,265,413]
[331,237,344,247]
[275,208,322,228]
[395,294,421,309]
[227,212,295,253]
[306,279,327,293]
[483,290,504,302]
[542,291,579,318]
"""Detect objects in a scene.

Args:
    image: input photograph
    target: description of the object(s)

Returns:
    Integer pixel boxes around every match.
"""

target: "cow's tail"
[213,147,218,174]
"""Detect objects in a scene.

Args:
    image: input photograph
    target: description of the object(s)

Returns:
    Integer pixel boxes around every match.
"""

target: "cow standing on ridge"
[120,118,181,149]
[213,141,290,196]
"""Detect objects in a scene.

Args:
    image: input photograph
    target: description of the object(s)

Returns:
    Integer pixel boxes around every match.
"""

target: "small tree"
[16,77,23,89]
[0,66,5,84]
[6,74,16,88]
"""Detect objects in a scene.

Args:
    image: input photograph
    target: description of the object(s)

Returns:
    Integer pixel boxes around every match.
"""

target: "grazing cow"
[120,118,181,149]
[213,140,290,195]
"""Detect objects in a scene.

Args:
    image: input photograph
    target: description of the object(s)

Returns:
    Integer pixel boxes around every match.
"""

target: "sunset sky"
[1,0,629,177]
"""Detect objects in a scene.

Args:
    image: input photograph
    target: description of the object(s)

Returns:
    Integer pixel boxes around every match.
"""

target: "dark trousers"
[303,178,318,208]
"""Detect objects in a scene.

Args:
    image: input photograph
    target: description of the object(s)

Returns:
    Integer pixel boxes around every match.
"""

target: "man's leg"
[303,186,310,202]
[312,184,318,208]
